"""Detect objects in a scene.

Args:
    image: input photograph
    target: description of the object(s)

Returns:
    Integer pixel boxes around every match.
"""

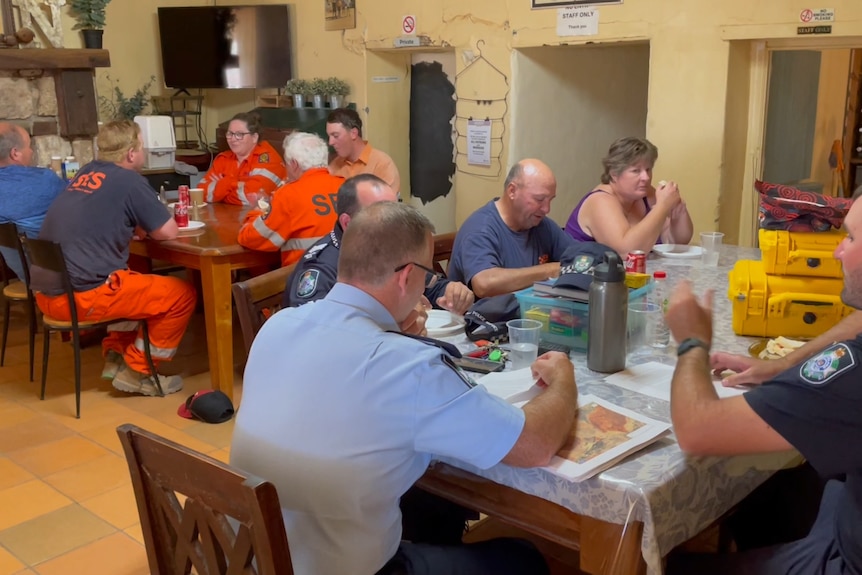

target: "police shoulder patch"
[259,152,269,163]
[296,269,320,298]
[442,355,477,388]
[799,343,855,385]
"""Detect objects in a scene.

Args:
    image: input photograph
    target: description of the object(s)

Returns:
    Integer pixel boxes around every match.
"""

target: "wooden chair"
[117,424,294,575]
[432,231,456,276]
[22,238,163,418]
[231,264,296,358]
[0,223,36,380]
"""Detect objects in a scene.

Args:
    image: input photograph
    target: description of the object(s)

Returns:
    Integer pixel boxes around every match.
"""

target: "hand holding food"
[758,336,806,360]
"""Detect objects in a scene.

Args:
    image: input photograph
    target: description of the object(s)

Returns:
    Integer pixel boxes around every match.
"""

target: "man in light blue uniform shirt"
[0,123,65,279]
[231,201,578,575]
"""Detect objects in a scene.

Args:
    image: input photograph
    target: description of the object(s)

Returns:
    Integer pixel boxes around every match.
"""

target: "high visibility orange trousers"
[36,270,196,375]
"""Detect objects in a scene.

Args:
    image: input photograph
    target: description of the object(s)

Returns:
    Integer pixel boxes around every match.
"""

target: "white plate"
[425,310,466,338]
[169,202,207,208]
[652,244,703,259]
[178,220,206,232]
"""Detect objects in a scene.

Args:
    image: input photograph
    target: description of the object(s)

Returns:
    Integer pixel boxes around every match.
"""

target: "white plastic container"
[134,115,176,169]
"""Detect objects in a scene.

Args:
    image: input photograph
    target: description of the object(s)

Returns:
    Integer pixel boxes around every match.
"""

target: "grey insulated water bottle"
[587,251,627,373]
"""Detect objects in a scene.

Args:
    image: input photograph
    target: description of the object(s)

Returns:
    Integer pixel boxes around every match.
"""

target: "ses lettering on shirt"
[310,193,338,217]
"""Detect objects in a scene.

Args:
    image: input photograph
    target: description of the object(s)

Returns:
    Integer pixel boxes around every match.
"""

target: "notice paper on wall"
[557,6,599,37]
[466,119,492,166]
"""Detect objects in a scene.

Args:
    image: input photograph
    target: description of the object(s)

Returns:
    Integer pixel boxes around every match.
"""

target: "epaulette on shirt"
[302,242,329,261]
[388,331,462,358]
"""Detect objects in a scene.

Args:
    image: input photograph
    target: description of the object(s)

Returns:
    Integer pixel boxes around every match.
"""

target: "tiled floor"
[0,303,240,575]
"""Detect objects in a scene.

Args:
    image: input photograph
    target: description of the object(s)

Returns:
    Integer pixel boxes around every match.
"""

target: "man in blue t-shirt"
[0,123,66,280]
[448,159,573,299]
[664,195,862,574]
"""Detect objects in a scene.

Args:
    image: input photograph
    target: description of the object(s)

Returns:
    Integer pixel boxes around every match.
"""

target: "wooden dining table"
[129,203,279,400]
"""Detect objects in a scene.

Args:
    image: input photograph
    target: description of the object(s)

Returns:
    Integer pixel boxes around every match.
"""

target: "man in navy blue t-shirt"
[664,198,862,574]
[448,159,573,299]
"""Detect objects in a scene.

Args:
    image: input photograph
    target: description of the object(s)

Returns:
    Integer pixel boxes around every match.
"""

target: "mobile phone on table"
[452,356,505,374]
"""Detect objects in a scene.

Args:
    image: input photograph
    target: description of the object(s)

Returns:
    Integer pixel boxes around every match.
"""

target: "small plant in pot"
[284,78,309,108]
[99,74,157,121]
[69,0,112,49]
[324,77,350,108]
[308,77,327,109]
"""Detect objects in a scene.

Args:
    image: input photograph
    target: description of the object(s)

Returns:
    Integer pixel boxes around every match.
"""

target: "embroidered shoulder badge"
[799,343,855,385]
[296,269,320,298]
[258,152,269,163]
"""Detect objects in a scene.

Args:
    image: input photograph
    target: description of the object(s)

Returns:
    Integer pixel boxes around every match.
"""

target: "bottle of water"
[652,271,670,347]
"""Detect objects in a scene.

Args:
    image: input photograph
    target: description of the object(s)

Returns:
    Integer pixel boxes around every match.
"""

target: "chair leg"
[1,299,9,366]
[40,327,50,400]
[141,322,164,397]
[27,298,36,382]
[72,328,82,419]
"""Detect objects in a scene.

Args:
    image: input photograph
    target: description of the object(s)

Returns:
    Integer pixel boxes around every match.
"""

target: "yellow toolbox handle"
[787,249,838,266]
[767,292,842,317]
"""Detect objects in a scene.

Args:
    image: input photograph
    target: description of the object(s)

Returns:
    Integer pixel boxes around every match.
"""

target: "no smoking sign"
[402,15,416,35]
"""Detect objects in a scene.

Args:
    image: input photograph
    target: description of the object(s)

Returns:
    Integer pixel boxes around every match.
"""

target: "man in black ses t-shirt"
[663,199,862,575]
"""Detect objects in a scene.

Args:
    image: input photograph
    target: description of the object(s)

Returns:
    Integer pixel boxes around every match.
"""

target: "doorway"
[510,43,650,225]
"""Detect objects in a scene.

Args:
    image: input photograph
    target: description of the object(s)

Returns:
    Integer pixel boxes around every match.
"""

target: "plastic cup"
[189,187,204,207]
[627,302,661,356]
[700,232,724,266]
[506,319,542,370]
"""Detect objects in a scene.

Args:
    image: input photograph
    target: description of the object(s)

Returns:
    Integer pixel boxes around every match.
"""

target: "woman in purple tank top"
[564,137,692,254]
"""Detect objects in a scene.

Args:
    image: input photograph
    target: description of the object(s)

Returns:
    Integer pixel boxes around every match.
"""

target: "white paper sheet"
[605,362,749,402]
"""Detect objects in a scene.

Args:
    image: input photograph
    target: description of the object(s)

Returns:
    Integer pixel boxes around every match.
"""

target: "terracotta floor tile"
[33,532,148,575]
[7,436,110,477]
[0,418,74,454]
[80,485,140,530]
[183,419,235,449]
[0,481,71,531]
[42,455,129,502]
[0,403,39,432]
[122,524,144,546]
[0,547,25,575]
[0,505,115,566]
[0,459,34,491]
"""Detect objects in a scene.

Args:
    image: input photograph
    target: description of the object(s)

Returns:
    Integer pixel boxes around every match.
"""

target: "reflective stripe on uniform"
[282,236,323,252]
[106,321,139,332]
[205,180,217,203]
[252,217,286,248]
[250,168,282,186]
[237,181,248,205]
[134,337,176,359]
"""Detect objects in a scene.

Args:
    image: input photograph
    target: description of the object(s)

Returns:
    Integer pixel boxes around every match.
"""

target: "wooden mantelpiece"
[0,48,110,70]
[0,49,111,137]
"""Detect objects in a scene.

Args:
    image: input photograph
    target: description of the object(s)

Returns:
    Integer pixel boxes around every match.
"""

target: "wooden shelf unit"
[151,94,204,149]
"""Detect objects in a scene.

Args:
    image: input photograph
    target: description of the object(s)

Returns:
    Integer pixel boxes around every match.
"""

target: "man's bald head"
[501,158,557,232]
[0,123,32,167]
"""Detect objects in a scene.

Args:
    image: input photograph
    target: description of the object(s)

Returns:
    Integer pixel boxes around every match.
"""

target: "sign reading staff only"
[557,6,598,37]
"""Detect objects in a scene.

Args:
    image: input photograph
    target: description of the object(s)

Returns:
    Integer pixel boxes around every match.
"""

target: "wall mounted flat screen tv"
[157,5,292,90]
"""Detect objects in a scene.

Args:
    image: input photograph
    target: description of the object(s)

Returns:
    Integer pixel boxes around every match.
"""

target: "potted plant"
[69,0,112,49]
[284,78,309,108]
[308,77,327,109]
[324,77,350,109]
[98,75,157,121]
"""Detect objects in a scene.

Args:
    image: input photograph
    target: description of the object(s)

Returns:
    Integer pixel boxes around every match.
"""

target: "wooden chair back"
[22,237,78,325]
[432,232,456,276]
[117,423,293,575]
[231,264,296,357]
[0,222,30,286]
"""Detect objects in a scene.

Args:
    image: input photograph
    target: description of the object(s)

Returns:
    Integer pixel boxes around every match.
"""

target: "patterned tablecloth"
[440,245,800,575]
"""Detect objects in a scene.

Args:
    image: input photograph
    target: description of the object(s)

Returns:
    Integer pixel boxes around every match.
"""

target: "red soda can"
[174,185,190,227]
[625,250,646,274]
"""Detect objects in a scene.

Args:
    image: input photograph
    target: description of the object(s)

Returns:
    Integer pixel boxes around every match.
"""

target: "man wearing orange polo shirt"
[326,108,401,198]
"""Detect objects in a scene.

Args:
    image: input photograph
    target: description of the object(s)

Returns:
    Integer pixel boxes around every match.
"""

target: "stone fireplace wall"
[0,71,94,167]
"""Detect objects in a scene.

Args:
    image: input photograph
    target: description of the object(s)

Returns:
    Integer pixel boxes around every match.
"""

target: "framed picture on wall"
[532,0,621,8]
[325,0,356,30]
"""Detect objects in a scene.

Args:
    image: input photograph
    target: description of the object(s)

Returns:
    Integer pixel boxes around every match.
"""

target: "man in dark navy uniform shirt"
[283,174,474,317]
[664,199,862,574]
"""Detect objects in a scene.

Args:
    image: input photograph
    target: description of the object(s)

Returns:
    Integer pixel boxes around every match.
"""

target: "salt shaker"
[587,251,628,373]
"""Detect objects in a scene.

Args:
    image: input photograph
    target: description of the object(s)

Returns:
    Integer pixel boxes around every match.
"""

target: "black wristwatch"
[676,338,710,357]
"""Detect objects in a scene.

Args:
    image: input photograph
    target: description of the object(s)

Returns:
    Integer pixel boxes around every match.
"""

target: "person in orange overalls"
[199,112,287,205]
[237,132,343,267]
[32,121,196,397]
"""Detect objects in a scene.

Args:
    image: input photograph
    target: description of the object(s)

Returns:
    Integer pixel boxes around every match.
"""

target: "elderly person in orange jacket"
[199,112,287,205]
[237,132,344,267]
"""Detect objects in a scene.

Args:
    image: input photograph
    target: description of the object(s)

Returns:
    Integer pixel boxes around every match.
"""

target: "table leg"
[199,257,235,401]
[580,516,646,575]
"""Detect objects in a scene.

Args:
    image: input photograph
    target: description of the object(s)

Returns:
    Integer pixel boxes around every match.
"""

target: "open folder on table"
[478,369,672,482]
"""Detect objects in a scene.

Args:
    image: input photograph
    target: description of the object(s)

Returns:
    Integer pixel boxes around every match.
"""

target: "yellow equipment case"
[758,228,845,279]
[728,259,853,338]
